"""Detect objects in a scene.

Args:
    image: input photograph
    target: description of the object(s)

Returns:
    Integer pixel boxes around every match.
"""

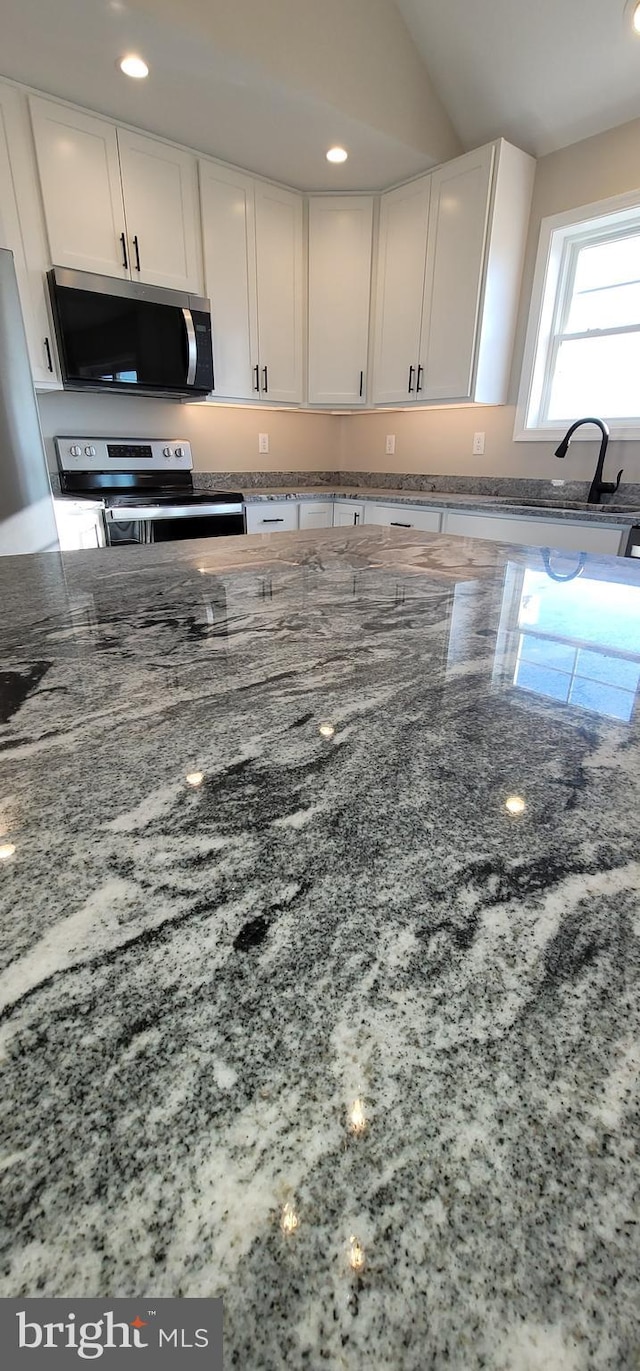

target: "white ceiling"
[1,0,639,190]
[396,0,640,157]
[0,0,459,189]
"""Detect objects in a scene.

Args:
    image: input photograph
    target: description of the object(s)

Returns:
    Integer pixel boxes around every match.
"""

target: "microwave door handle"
[182,308,197,386]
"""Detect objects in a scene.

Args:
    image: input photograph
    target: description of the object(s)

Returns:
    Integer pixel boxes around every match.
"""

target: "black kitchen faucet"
[554,417,623,505]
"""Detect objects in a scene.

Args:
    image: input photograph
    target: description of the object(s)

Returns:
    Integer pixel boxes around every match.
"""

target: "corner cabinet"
[29,96,202,293]
[372,140,535,407]
[200,163,303,404]
[307,196,374,406]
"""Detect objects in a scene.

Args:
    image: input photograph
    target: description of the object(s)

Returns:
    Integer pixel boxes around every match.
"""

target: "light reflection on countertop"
[0,527,639,1369]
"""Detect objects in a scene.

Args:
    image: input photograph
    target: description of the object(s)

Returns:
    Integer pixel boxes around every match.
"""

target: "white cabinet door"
[308,196,373,406]
[420,146,494,401]
[30,97,128,278]
[0,83,59,387]
[372,177,430,405]
[254,183,304,404]
[364,502,442,533]
[245,501,299,534]
[333,501,365,527]
[117,130,202,292]
[199,161,258,401]
[298,500,334,529]
[443,511,625,556]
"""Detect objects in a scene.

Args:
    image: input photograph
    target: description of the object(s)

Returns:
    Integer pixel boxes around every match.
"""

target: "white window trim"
[514,187,640,442]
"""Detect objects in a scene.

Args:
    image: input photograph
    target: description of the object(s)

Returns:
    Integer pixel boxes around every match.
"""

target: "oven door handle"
[107,502,243,521]
[182,308,197,386]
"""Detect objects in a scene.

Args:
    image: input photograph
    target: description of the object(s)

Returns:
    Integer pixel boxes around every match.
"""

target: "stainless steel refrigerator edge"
[0,248,58,555]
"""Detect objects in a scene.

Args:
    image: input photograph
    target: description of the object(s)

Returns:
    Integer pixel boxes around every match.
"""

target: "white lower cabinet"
[442,511,626,556]
[332,501,365,528]
[298,501,334,530]
[364,502,442,533]
[245,502,299,535]
[54,499,105,550]
[243,498,627,558]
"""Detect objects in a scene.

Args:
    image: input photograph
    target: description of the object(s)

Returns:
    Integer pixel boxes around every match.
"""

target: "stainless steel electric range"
[55,437,245,546]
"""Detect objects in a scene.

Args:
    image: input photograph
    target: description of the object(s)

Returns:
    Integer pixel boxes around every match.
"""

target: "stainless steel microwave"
[48,267,214,399]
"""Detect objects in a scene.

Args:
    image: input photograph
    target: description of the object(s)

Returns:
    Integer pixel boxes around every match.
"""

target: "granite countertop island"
[1,526,640,1369]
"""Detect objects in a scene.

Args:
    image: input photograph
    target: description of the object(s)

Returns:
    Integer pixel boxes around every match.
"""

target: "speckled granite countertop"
[242,486,640,527]
[1,526,640,1369]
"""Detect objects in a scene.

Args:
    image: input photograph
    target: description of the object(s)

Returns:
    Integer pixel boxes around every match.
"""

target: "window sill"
[514,421,640,442]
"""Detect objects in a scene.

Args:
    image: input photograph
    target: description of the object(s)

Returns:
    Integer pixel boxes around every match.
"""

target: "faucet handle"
[614,468,624,492]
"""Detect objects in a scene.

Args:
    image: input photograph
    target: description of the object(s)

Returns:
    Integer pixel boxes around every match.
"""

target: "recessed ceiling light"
[634,0,640,31]
[119,54,149,79]
[326,146,348,164]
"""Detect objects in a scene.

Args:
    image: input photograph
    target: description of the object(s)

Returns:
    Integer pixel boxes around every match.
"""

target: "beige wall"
[37,393,339,474]
[340,115,640,486]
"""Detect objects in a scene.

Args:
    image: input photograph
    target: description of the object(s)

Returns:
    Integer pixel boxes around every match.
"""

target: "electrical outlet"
[258,433,269,454]
[385,434,396,455]
[472,432,485,456]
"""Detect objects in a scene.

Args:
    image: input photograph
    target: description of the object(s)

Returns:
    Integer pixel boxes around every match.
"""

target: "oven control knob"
[70,445,82,458]
[175,446,185,458]
[84,445,96,457]
[162,446,172,458]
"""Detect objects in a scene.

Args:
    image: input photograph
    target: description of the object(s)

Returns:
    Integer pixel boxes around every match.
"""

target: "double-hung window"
[516,193,640,439]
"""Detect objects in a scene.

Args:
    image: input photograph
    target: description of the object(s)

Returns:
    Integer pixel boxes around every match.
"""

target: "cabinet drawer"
[245,502,298,534]
[364,502,442,533]
[443,511,625,556]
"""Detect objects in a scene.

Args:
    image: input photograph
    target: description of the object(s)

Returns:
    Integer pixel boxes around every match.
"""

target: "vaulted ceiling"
[396,0,640,157]
[0,0,639,189]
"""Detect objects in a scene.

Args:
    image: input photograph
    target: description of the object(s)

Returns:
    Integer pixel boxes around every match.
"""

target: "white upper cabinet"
[30,96,202,292]
[307,196,373,406]
[372,140,535,407]
[199,162,258,401]
[254,182,304,404]
[30,97,128,278]
[371,177,430,404]
[117,129,202,292]
[0,83,59,387]
[419,145,494,401]
[199,166,303,403]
